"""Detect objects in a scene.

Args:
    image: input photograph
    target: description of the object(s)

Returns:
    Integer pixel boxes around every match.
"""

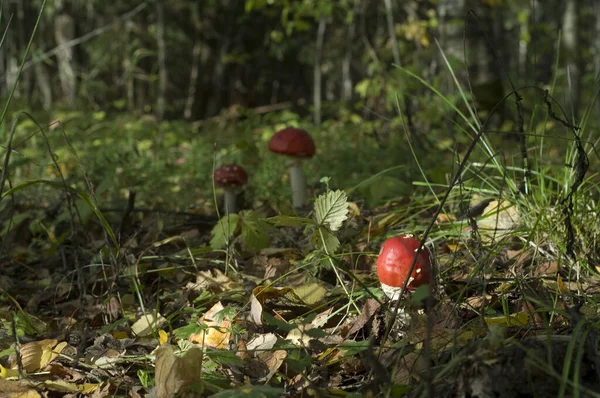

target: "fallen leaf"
[154,344,204,398]
[0,379,40,396]
[477,200,520,241]
[246,333,278,354]
[131,312,166,337]
[258,350,287,383]
[17,339,66,373]
[484,312,529,327]
[293,283,327,305]
[158,330,169,345]
[189,302,231,349]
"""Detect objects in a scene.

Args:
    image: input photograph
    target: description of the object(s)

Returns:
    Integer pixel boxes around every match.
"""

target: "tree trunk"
[383,0,401,68]
[54,12,77,107]
[313,17,327,127]
[4,1,20,99]
[34,56,52,111]
[155,0,167,120]
[184,3,202,120]
[341,0,360,101]
[561,0,580,119]
[205,38,231,117]
[437,0,466,67]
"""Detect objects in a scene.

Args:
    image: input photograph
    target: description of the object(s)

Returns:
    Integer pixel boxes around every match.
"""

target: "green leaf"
[410,284,431,304]
[240,211,272,252]
[2,179,117,247]
[209,214,240,249]
[294,282,327,305]
[310,226,340,253]
[266,215,315,227]
[314,189,349,231]
[339,341,371,356]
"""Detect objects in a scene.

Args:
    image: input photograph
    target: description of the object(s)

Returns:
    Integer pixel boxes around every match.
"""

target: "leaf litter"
[1,188,600,397]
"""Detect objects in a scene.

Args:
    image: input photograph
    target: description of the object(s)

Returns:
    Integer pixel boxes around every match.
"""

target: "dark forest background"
[1,0,598,210]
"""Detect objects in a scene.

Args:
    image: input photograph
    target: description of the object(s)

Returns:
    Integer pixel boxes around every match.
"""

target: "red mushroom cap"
[268,127,316,158]
[376,234,432,296]
[214,164,248,188]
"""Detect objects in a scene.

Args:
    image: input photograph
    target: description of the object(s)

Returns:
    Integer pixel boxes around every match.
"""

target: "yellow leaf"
[159,330,169,345]
[485,311,529,327]
[0,365,19,379]
[189,302,231,349]
[557,274,569,294]
[78,383,101,394]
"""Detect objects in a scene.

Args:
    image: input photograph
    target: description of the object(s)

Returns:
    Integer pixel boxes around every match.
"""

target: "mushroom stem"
[288,160,307,208]
[223,188,238,214]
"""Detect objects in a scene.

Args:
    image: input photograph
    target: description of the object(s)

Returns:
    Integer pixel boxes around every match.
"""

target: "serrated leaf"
[310,226,340,253]
[314,190,349,231]
[241,211,273,252]
[266,215,315,227]
[210,214,240,249]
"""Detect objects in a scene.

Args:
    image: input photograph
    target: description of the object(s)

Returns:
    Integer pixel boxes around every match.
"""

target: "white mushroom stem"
[288,159,307,208]
[223,188,238,214]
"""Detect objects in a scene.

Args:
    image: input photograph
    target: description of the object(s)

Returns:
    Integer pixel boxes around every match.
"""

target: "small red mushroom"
[268,127,316,208]
[213,164,248,214]
[376,234,432,300]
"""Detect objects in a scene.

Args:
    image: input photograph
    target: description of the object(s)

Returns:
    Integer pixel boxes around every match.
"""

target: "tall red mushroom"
[376,234,432,300]
[214,164,248,214]
[268,127,316,208]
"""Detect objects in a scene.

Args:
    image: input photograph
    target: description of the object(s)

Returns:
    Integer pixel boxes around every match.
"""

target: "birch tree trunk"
[341,0,360,101]
[156,0,167,121]
[55,12,77,107]
[313,17,327,127]
[561,0,580,118]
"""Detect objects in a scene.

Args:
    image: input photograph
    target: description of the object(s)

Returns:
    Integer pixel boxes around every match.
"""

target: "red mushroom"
[268,127,316,208]
[213,164,248,214]
[376,234,432,300]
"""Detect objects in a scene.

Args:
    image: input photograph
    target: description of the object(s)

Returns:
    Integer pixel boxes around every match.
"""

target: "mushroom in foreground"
[376,234,432,301]
[213,164,248,214]
[268,127,316,208]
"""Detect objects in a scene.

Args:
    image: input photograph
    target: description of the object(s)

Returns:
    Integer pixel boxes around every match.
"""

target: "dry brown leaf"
[246,333,277,354]
[342,298,381,338]
[92,349,121,370]
[186,268,234,293]
[477,200,520,241]
[257,349,287,382]
[250,293,264,325]
[236,339,248,360]
[154,344,204,398]
[535,261,559,276]
[464,295,493,309]
[436,213,456,223]
[131,312,166,337]
[189,302,231,349]
[347,201,361,216]
[17,339,65,373]
[0,379,39,397]
[46,363,84,381]
[285,323,315,347]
